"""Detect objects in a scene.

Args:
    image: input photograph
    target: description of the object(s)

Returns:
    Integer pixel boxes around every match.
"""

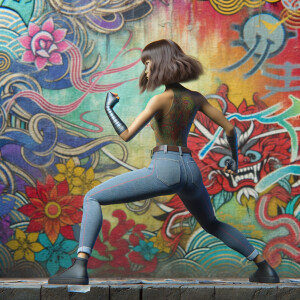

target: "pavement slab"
[0,278,299,300]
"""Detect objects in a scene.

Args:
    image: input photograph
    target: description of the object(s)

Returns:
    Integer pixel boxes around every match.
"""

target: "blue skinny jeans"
[78,149,258,260]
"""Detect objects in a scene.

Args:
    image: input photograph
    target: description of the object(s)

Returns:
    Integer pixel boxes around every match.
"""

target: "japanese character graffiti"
[221,12,297,78]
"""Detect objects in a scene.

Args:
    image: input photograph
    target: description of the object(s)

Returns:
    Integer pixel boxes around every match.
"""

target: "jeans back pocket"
[155,158,181,186]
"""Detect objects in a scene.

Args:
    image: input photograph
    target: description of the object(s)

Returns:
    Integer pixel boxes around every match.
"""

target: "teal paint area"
[1,0,35,25]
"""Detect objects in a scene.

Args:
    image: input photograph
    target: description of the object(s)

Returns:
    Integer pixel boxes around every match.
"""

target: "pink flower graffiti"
[18,18,70,70]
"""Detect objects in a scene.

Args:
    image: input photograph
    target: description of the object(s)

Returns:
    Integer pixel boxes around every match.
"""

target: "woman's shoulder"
[146,90,173,112]
[179,87,207,108]
[154,89,174,103]
[148,89,174,115]
[175,86,204,100]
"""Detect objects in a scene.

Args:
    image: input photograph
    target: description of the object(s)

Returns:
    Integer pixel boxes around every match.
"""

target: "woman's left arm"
[105,92,165,142]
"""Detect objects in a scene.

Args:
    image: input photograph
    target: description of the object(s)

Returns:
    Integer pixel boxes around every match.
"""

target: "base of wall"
[1,278,299,300]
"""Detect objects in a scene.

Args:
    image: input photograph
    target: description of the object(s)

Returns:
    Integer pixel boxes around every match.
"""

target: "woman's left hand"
[223,158,238,175]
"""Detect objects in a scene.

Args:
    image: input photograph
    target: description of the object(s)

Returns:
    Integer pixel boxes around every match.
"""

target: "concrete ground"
[1,278,300,300]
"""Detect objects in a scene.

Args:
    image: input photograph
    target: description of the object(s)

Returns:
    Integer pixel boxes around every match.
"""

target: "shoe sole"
[249,277,280,283]
[48,278,89,285]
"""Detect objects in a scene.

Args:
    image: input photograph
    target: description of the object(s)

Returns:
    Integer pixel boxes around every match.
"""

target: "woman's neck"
[165,82,181,90]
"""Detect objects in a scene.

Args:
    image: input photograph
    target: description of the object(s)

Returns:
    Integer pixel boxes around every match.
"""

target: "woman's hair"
[139,39,203,93]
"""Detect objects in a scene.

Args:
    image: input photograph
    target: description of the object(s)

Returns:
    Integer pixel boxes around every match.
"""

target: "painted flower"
[89,210,158,274]
[55,158,85,187]
[149,231,172,254]
[71,167,100,195]
[18,175,83,244]
[35,233,77,275]
[55,159,100,195]
[6,229,43,261]
[18,17,70,70]
[0,215,14,244]
[133,240,159,261]
[89,210,137,271]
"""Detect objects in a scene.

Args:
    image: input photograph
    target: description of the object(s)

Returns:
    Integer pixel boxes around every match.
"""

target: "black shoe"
[249,260,280,283]
[48,257,89,285]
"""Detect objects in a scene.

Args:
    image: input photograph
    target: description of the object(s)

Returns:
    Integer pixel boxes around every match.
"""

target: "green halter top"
[150,83,200,147]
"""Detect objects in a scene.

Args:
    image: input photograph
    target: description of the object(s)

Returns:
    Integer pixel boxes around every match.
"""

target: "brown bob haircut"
[139,39,203,93]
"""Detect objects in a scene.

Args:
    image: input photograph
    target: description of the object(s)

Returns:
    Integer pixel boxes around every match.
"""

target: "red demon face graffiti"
[188,84,291,203]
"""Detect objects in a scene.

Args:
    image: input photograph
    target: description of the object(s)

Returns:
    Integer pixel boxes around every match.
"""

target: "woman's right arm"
[198,94,234,135]
[198,94,238,174]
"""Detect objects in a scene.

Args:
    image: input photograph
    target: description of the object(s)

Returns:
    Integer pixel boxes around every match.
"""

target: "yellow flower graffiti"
[55,158,85,185]
[209,0,280,15]
[149,231,172,254]
[6,229,44,262]
[71,167,101,195]
[55,159,100,195]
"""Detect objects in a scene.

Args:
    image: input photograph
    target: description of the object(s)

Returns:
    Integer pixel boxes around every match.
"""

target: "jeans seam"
[179,155,187,184]
[186,161,202,189]
[186,162,194,184]
[81,197,90,249]
[219,226,254,254]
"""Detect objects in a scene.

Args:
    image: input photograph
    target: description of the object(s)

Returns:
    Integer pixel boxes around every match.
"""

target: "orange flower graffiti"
[19,176,83,244]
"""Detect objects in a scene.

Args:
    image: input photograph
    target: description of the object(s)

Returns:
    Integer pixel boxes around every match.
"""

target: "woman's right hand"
[105,92,120,109]
[223,158,238,175]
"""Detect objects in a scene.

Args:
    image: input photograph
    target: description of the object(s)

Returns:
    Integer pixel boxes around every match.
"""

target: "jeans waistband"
[151,145,191,157]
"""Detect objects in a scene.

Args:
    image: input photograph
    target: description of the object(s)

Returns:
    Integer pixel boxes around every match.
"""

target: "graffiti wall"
[0,0,299,278]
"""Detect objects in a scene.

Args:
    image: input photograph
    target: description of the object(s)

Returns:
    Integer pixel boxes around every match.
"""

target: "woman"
[49,39,279,284]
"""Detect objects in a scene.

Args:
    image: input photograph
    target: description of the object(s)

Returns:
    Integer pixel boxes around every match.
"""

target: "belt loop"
[178,146,183,156]
[164,145,167,153]
[150,149,153,158]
